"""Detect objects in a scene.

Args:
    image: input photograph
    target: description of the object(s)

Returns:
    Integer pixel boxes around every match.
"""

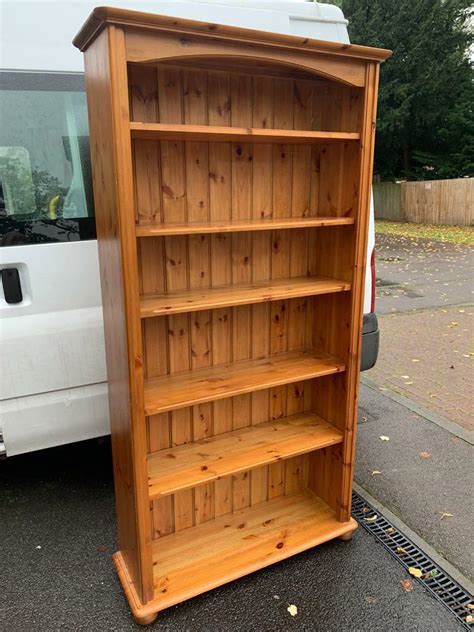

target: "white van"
[0,0,379,457]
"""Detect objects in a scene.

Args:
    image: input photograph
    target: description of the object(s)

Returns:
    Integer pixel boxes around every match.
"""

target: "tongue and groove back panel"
[75,7,389,622]
[130,64,359,540]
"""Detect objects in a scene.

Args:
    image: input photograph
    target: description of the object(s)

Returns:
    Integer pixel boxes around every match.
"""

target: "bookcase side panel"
[339,62,381,521]
[84,26,153,603]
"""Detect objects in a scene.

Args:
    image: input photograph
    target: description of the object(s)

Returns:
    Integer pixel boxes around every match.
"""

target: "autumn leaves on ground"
[355,219,473,594]
[369,221,474,430]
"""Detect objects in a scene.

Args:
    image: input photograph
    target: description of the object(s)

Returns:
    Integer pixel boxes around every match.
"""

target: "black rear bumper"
[361,312,379,371]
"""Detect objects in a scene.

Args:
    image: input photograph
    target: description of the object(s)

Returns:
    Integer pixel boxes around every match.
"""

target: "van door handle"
[1,267,23,304]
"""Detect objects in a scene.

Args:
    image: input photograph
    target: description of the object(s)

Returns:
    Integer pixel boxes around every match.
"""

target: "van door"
[0,71,108,456]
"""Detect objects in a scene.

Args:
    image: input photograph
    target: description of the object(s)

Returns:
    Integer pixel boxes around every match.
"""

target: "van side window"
[0,72,96,246]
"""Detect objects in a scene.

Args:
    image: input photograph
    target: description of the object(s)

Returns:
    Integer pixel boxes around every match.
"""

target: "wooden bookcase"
[74,8,390,624]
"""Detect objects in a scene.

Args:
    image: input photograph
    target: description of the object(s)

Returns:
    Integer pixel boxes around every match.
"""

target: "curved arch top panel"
[125,30,367,88]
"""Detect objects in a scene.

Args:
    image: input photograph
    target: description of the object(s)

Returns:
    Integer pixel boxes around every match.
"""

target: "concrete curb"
[353,482,474,596]
[361,376,474,446]
[376,302,474,318]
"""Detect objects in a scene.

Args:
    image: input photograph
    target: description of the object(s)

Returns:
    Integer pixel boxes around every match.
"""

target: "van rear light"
[370,247,376,312]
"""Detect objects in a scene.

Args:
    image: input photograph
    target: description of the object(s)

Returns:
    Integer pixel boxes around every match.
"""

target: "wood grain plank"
[140,276,350,317]
[130,122,360,143]
[150,490,356,610]
[148,411,343,500]
[144,350,345,415]
[136,216,355,236]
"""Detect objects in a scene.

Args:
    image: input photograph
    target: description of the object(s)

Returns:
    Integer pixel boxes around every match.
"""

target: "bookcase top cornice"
[73,5,391,63]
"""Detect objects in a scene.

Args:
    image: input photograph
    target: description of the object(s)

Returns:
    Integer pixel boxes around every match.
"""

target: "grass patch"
[375,220,474,245]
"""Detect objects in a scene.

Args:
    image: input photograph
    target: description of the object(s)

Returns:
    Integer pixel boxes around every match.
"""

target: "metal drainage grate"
[352,491,474,630]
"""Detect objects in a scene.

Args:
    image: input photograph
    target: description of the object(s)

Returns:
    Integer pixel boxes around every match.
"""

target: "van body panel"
[1,383,109,456]
[1,0,376,456]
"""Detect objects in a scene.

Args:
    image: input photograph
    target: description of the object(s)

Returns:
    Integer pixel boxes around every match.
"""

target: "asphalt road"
[375,233,473,315]
[355,232,474,585]
[0,439,462,632]
[357,382,473,581]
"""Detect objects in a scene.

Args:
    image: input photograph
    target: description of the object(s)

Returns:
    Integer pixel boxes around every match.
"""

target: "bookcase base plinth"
[114,493,357,624]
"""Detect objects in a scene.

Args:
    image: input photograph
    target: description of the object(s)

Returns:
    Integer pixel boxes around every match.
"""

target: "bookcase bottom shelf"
[114,491,357,623]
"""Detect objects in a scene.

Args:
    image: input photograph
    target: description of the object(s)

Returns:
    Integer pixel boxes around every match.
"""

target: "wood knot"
[276,542,284,549]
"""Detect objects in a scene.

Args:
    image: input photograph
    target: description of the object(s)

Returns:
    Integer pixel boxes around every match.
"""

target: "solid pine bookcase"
[74,7,390,624]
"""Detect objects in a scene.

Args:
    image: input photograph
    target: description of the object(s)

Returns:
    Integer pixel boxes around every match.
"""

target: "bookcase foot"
[338,528,357,542]
[134,612,158,626]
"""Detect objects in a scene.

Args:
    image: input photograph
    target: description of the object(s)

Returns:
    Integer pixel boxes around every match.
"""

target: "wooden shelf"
[140,276,350,317]
[141,491,356,611]
[136,216,355,237]
[130,122,360,144]
[147,413,343,499]
[144,351,345,416]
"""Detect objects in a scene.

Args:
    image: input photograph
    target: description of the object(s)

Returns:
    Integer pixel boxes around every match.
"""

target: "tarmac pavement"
[354,231,474,588]
[356,381,473,583]
[0,439,463,631]
[375,233,473,315]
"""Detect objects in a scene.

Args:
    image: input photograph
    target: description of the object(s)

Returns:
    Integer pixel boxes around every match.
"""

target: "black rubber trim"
[352,491,474,630]
[361,313,379,371]
[363,312,378,335]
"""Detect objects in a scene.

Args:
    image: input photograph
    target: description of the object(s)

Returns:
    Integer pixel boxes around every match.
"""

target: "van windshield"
[0,72,96,246]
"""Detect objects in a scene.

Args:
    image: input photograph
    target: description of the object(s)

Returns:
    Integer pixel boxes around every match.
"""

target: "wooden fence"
[373,178,474,226]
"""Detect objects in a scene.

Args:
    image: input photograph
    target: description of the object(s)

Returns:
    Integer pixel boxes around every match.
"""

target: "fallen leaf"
[419,451,431,458]
[424,570,439,578]
[362,506,370,514]
[379,435,390,441]
[401,375,410,379]
[467,604,474,610]
[440,512,454,520]
[287,605,298,617]
[364,515,378,522]
[466,615,473,624]
[386,527,395,535]
[404,381,414,385]
[400,579,413,592]
[371,470,382,476]
[408,567,423,578]
[396,547,408,555]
